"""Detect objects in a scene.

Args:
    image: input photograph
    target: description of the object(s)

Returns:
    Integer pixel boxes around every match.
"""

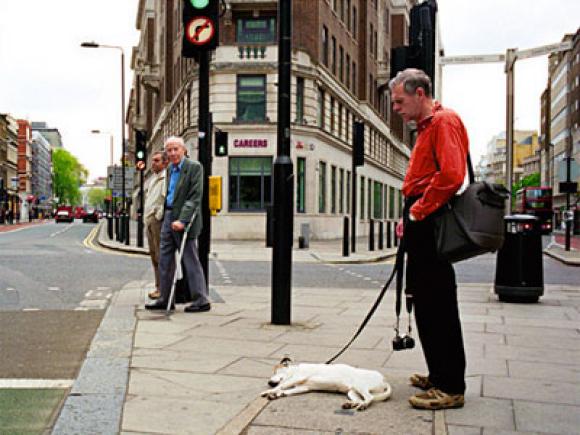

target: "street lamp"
[81,41,129,245]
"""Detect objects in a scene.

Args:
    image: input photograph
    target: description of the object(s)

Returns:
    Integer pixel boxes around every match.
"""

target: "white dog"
[261,357,392,411]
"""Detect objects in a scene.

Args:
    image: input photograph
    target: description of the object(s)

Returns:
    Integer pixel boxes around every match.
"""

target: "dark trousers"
[158,211,209,307]
[404,198,466,394]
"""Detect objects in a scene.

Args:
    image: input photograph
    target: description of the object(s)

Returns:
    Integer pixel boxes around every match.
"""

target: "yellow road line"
[82,223,147,258]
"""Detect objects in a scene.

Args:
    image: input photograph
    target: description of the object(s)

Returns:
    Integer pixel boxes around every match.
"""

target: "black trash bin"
[494,214,544,303]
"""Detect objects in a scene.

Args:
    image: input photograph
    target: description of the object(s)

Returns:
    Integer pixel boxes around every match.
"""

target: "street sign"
[107,165,135,191]
[517,40,573,60]
[439,53,505,65]
[186,17,216,45]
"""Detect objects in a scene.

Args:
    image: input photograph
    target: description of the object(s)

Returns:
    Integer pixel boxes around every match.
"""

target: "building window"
[353,7,357,36]
[330,97,335,134]
[331,36,337,74]
[339,168,344,214]
[297,157,306,213]
[322,26,329,66]
[318,88,326,128]
[237,75,266,122]
[236,17,276,43]
[338,104,343,139]
[339,46,344,82]
[388,185,395,219]
[346,0,351,32]
[398,189,403,218]
[319,161,327,213]
[352,62,357,93]
[373,181,383,219]
[296,77,305,124]
[367,179,372,219]
[346,170,351,214]
[346,54,351,89]
[370,24,374,57]
[360,176,365,219]
[331,165,337,214]
[229,157,272,211]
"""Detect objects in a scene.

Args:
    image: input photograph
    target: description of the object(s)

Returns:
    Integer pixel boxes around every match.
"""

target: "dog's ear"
[280,356,292,366]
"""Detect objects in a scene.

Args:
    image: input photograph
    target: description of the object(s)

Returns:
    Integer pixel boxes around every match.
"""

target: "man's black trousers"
[404,199,466,395]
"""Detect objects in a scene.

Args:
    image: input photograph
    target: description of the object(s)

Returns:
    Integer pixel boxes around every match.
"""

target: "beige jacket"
[144,170,166,223]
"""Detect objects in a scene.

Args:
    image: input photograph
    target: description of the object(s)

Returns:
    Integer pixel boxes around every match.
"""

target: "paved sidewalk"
[0,219,48,233]
[51,222,580,434]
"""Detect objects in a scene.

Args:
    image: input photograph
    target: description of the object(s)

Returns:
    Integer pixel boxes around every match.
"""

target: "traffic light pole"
[271,0,294,325]
[198,50,212,286]
[137,170,144,247]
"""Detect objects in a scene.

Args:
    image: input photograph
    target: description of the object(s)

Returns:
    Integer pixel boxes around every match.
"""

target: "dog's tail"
[372,381,393,402]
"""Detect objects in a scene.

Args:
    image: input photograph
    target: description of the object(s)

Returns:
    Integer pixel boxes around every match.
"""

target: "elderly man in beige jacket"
[144,150,167,299]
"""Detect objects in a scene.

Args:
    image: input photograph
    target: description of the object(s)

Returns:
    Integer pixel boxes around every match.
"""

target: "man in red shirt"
[390,68,468,410]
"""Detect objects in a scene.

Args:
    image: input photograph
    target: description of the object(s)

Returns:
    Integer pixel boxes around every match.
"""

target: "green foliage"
[52,149,88,205]
[512,172,541,198]
[87,188,106,209]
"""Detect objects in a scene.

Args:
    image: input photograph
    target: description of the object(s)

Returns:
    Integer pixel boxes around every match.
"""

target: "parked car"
[55,206,74,223]
[82,208,100,223]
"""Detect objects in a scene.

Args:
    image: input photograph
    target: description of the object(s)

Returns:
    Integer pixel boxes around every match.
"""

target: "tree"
[512,172,541,198]
[87,188,107,209]
[52,149,88,205]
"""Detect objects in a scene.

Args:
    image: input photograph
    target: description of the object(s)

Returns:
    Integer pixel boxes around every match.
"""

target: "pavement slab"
[484,344,580,365]
[484,376,580,406]
[447,425,482,435]
[513,400,580,434]
[131,349,241,374]
[444,397,515,431]
[507,360,580,383]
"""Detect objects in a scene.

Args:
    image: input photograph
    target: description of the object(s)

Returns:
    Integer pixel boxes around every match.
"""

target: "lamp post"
[81,41,128,245]
[91,129,115,239]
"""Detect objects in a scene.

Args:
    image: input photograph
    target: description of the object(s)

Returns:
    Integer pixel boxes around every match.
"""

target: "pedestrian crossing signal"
[182,0,220,58]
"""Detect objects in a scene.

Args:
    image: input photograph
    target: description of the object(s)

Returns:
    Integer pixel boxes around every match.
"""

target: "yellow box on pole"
[209,175,222,213]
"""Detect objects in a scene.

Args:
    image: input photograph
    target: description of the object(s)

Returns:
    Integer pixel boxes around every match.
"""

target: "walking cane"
[166,212,197,316]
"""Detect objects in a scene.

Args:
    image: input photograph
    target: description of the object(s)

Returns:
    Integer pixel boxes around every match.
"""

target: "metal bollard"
[369,219,375,251]
[343,215,349,257]
[378,221,384,250]
[386,221,392,248]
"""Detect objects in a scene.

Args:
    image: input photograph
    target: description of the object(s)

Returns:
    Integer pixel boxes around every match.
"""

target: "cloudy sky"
[0,1,579,181]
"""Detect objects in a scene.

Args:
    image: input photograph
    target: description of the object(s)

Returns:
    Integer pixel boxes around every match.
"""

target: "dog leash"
[326,230,412,364]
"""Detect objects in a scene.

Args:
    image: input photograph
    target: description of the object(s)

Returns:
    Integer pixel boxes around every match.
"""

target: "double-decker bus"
[515,186,553,234]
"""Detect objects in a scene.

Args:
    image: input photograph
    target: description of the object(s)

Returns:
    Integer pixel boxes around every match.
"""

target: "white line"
[96,287,110,291]
[85,290,94,297]
[48,287,60,291]
[6,287,16,291]
[0,379,74,389]
[74,307,89,311]
[22,308,40,311]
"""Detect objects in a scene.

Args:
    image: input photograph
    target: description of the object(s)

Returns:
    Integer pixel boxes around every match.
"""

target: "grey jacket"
[166,158,203,239]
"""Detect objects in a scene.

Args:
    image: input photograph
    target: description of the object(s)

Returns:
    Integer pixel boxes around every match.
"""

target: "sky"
[0,1,579,181]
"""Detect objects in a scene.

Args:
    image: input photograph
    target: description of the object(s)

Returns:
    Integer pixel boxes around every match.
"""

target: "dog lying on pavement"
[261,357,392,411]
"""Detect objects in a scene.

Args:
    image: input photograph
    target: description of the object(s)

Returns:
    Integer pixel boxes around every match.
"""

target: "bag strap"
[431,145,474,185]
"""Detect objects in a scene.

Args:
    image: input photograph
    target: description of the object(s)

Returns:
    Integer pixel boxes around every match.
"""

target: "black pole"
[387,220,392,248]
[343,215,349,257]
[107,199,113,240]
[120,51,129,245]
[351,160,357,253]
[565,156,571,251]
[137,170,144,247]
[378,220,383,250]
[198,50,212,286]
[271,0,293,325]
[369,219,375,251]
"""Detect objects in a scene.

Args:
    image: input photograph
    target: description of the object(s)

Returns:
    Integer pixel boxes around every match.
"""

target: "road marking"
[22,308,40,311]
[6,287,16,291]
[97,286,110,291]
[50,224,76,238]
[48,287,60,291]
[85,290,94,297]
[74,307,89,311]
[0,379,74,388]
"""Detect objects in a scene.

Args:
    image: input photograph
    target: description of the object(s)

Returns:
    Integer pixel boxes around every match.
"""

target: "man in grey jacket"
[145,136,210,312]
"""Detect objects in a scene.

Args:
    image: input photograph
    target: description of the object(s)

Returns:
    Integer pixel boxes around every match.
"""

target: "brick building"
[128,0,419,240]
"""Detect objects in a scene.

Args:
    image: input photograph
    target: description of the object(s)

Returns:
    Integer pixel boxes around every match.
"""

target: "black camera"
[392,314,415,351]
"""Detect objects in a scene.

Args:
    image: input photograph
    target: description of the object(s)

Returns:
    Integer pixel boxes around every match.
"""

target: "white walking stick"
[166,212,196,315]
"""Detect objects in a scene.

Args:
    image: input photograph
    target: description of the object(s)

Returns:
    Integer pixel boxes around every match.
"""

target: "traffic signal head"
[215,131,228,157]
[182,0,220,58]
[135,130,147,171]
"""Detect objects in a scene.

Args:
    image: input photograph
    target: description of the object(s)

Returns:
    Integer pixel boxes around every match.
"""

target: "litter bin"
[494,214,543,303]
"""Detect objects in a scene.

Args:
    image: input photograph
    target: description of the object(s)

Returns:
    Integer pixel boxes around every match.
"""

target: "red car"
[55,206,74,223]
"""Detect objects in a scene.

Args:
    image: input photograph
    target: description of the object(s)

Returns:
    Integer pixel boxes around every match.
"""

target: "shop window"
[331,165,337,214]
[373,181,383,219]
[229,157,272,211]
[319,161,327,213]
[236,17,276,44]
[297,157,306,213]
[237,75,266,122]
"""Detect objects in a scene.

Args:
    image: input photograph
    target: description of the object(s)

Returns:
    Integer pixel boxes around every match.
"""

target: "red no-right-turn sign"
[186,17,215,46]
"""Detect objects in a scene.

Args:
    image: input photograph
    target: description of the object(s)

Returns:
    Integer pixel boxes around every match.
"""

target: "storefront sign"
[233,139,268,148]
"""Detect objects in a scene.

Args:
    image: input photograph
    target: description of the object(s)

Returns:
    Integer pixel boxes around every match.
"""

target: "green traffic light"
[190,0,209,8]
[136,151,144,159]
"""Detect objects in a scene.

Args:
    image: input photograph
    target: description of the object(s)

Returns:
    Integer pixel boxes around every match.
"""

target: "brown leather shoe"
[409,388,464,410]
[410,374,433,390]
[148,290,161,300]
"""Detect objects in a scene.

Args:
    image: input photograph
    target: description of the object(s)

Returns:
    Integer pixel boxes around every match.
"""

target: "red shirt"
[402,102,469,221]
